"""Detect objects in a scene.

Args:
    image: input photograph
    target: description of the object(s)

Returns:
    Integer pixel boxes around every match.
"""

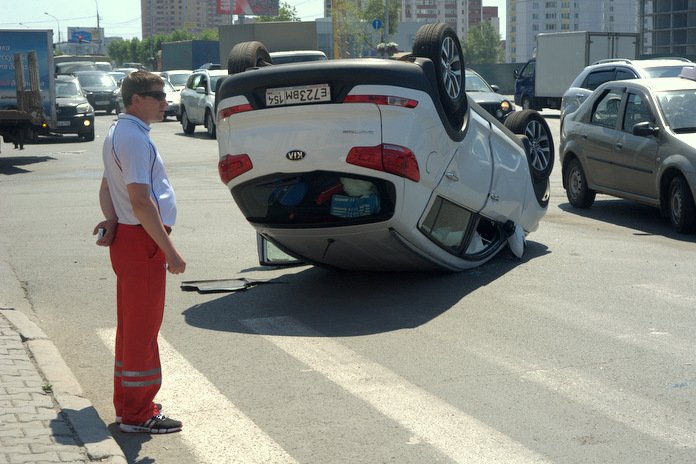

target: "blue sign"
[372,18,382,30]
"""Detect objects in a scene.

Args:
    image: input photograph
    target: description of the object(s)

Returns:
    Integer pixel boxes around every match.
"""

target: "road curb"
[1,309,127,463]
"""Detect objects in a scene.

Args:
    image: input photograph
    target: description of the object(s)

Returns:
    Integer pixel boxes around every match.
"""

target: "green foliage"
[360,0,400,36]
[462,21,504,65]
[256,2,301,22]
[107,29,219,67]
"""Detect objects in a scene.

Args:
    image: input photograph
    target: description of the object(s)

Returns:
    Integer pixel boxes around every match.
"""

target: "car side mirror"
[513,69,520,79]
[633,121,659,137]
[491,84,500,93]
[195,86,206,94]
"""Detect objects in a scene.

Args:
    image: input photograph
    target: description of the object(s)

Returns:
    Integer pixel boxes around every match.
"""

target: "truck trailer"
[0,29,56,149]
[514,31,639,110]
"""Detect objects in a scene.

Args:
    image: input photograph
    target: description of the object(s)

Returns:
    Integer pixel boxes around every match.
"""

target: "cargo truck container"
[0,29,56,149]
[514,31,639,110]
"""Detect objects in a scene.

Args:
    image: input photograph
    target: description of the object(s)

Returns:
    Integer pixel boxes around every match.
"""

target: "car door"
[181,73,201,121]
[432,108,493,213]
[190,73,208,123]
[611,89,660,199]
[581,88,625,189]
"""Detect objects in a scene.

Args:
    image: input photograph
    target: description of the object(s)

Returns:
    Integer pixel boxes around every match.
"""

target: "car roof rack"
[592,58,633,65]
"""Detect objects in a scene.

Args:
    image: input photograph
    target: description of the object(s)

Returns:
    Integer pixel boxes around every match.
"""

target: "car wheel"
[81,126,95,142]
[504,109,554,181]
[206,110,216,139]
[412,23,466,117]
[667,176,696,233]
[228,41,272,74]
[181,108,195,134]
[565,158,595,208]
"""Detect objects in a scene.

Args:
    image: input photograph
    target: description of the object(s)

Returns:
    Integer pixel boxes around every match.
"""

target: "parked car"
[560,58,694,121]
[73,71,118,114]
[162,79,180,121]
[214,24,552,271]
[465,68,515,122]
[160,69,192,91]
[268,50,328,64]
[180,69,227,138]
[39,75,95,141]
[560,69,696,233]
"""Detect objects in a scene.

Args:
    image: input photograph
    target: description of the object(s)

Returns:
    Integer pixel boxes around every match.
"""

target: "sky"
[0,0,506,41]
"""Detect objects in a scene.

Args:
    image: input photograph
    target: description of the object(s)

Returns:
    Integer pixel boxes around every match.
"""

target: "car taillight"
[218,103,253,120]
[344,95,418,108]
[346,144,420,182]
[218,154,253,184]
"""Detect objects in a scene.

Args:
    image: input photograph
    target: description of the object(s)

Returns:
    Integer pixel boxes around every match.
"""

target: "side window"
[200,75,209,92]
[615,68,637,80]
[583,69,615,90]
[188,74,201,90]
[591,89,623,128]
[622,92,653,132]
[522,62,535,78]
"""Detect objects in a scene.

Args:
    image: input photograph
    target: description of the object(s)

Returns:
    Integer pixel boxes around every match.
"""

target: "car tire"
[565,158,595,208]
[667,176,696,233]
[81,126,95,142]
[228,41,272,74]
[181,108,195,134]
[206,110,216,139]
[504,109,554,181]
[412,23,466,116]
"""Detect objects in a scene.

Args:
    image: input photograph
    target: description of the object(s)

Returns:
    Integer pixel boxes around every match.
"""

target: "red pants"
[110,224,166,424]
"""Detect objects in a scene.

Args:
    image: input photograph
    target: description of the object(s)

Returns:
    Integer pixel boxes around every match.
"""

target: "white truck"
[514,31,639,110]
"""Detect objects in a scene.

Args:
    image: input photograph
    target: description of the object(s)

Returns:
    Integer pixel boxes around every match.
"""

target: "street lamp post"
[44,12,61,44]
[94,0,101,53]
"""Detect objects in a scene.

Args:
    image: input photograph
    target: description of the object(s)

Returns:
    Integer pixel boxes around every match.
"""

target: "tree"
[462,21,504,65]
[256,2,301,22]
[360,0,400,36]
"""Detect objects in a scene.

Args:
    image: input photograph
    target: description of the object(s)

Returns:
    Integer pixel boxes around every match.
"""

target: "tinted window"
[591,90,623,128]
[615,69,637,80]
[583,69,615,90]
[622,92,653,132]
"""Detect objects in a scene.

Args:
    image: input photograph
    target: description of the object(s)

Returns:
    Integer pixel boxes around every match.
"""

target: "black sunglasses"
[138,90,167,101]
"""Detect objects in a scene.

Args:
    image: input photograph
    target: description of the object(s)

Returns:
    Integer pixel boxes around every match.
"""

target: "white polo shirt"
[102,114,177,226]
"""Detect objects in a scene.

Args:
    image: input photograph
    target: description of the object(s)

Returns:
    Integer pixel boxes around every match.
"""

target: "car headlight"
[500,100,512,113]
[76,103,93,113]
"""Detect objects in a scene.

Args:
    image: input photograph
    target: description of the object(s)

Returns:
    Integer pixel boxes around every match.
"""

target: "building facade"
[141,0,231,37]
[640,0,696,56]
[507,0,639,63]
[400,0,500,40]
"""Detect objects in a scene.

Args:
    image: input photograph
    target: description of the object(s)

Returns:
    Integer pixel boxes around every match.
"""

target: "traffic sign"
[372,18,382,30]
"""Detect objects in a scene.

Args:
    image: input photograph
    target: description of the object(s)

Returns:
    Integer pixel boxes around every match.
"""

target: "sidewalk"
[0,308,126,464]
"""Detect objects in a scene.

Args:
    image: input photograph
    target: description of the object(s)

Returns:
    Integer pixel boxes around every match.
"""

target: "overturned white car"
[215,24,552,271]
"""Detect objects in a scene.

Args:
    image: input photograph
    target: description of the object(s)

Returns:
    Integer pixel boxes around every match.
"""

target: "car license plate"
[56,120,70,127]
[96,100,109,105]
[266,84,330,107]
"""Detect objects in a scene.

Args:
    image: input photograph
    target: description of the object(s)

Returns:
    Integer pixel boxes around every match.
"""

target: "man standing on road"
[94,71,186,434]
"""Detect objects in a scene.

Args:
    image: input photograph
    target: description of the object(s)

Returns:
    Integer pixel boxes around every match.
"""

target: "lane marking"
[240,316,552,464]
[468,341,696,449]
[97,328,298,464]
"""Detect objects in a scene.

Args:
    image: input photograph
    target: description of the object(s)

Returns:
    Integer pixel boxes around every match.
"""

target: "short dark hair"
[121,71,164,107]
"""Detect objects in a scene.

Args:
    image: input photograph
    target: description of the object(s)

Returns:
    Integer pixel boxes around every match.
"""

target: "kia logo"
[286,150,306,161]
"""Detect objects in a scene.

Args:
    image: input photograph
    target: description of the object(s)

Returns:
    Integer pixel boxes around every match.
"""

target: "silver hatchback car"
[560,70,696,233]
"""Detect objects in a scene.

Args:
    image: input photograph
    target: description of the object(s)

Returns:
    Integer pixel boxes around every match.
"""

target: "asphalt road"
[1,109,695,463]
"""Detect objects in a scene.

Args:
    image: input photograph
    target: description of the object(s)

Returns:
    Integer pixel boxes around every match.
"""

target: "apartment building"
[141,0,230,37]
[641,0,696,56]
[400,0,500,39]
[507,0,639,63]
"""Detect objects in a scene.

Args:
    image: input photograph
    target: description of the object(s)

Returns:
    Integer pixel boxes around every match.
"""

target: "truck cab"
[514,59,536,110]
